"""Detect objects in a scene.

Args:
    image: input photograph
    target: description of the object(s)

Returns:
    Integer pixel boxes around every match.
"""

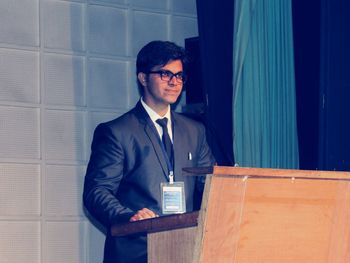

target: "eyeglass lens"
[148,70,186,83]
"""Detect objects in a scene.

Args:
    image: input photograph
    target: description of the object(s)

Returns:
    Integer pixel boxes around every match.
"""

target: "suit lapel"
[134,102,169,179]
[144,124,169,179]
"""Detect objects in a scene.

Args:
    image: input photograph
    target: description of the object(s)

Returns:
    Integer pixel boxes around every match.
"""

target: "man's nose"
[168,75,177,86]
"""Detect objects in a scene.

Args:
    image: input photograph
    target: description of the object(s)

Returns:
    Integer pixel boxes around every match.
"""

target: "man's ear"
[137,72,147,87]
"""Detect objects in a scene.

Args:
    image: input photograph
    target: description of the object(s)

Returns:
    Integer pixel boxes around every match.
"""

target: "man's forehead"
[151,59,183,71]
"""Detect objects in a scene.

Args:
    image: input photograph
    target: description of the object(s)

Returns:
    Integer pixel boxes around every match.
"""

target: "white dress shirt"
[140,98,173,142]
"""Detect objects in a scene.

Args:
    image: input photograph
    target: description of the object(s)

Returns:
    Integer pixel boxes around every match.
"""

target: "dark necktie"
[156,118,173,163]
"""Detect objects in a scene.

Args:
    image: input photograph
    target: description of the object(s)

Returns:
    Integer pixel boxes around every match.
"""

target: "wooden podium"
[111,166,350,263]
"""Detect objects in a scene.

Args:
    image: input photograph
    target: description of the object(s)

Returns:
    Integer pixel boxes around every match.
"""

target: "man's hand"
[129,208,159,222]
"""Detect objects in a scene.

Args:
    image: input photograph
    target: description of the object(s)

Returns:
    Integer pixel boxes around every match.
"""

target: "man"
[83,40,215,263]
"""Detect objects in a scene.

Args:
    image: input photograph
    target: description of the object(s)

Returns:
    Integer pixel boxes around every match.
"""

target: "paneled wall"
[0,1,198,262]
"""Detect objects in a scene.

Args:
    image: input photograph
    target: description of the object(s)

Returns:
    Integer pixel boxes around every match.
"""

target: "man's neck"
[154,106,169,117]
[141,98,171,119]
[141,98,170,117]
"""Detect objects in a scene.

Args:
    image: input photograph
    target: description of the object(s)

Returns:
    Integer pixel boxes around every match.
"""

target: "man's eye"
[175,73,183,80]
[161,71,172,77]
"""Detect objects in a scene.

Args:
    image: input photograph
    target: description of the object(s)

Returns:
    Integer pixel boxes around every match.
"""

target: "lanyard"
[161,143,174,181]
[147,118,175,182]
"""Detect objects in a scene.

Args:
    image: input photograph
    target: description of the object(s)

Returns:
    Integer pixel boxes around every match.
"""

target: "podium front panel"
[194,167,350,263]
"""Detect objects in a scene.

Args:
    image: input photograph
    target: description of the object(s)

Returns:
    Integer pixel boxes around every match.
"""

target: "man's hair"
[136,40,188,75]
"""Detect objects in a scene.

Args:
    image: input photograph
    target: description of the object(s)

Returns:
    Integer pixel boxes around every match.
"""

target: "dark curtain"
[293,0,350,171]
[196,0,235,165]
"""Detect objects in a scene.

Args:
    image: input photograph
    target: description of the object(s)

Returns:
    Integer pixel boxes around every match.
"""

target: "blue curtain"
[233,0,299,168]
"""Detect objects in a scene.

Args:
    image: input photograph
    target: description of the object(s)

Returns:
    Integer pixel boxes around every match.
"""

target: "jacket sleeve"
[83,123,134,227]
[197,122,216,167]
[195,123,217,191]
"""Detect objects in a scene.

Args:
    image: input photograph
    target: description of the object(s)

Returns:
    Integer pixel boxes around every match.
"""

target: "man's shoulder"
[97,105,143,131]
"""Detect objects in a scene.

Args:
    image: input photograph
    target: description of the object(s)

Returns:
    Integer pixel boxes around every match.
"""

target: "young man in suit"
[83,40,215,263]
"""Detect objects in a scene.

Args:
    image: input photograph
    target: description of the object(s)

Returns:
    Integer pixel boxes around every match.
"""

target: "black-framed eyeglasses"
[147,70,187,84]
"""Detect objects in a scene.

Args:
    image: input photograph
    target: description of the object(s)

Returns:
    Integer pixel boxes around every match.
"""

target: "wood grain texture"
[197,176,247,263]
[194,167,350,263]
[235,178,337,262]
[327,181,350,262]
[148,227,197,263]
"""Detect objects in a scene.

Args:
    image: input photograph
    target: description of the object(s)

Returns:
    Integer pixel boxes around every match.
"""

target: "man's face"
[139,59,184,112]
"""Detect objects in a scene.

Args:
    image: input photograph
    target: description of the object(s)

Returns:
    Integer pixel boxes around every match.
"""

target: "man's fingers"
[139,208,157,218]
[129,208,159,222]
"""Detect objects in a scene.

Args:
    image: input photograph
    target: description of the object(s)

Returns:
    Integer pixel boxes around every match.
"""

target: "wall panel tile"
[0,164,40,216]
[0,49,39,103]
[0,221,40,263]
[88,58,128,109]
[45,221,87,263]
[46,165,85,216]
[131,0,168,10]
[42,0,85,51]
[132,11,169,55]
[171,0,197,15]
[88,5,127,56]
[0,106,40,159]
[44,110,86,161]
[0,0,39,47]
[90,0,126,4]
[43,53,86,106]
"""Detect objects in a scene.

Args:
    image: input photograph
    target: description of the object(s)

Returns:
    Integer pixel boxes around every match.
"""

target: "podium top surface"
[183,166,350,181]
[111,211,199,237]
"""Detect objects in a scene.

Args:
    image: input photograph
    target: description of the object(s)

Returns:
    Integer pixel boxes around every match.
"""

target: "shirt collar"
[140,97,171,123]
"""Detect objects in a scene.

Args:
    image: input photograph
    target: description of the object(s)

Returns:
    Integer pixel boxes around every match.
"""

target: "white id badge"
[160,181,186,214]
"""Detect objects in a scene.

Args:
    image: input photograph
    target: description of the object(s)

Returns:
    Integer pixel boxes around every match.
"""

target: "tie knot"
[156,118,168,128]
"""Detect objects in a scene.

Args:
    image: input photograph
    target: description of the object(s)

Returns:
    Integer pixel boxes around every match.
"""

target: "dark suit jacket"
[83,101,215,263]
